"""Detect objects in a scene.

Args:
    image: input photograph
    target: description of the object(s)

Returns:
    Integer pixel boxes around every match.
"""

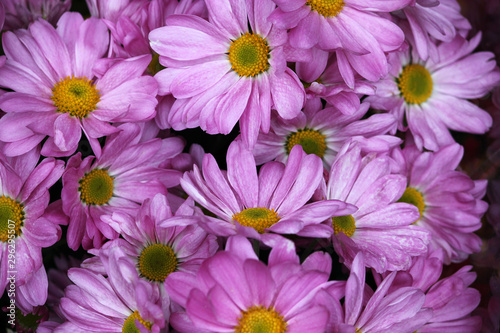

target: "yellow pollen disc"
[332,214,356,238]
[355,329,362,333]
[51,76,100,118]
[307,0,345,17]
[228,33,270,77]
[285,128,327,158]
[138,243,177,282]
[78,169,114,206]
[397,187,425,222]
[233,207,281,234]
[0,196,24,242]
[122,310,152,333]
[234,305,287,333]
[397,64,433,105]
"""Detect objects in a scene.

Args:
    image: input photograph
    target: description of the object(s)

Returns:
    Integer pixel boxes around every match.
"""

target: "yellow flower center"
[0,196,24,242]
[307,0,345,17]
[397,187,425,222]
[78,169,114,206]
[228,33,270,77]
[397,64,433,105]
[122,310,152,333]
[234,305,287,333]
[51,76,100,118]
[285,128,327,158]
[233,207,281,234]
[332,214,356,237]
[138,243,177,282]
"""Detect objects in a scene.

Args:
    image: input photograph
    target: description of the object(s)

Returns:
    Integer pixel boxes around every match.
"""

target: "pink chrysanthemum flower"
[0,149,65,312]
[0,12,158,157]
[269,0,409,87]
[166,235,333,333]
[253,99,400,169]
[318,252,432,333]
[392,143,487,264]
[366,33,500,151]
[394,0,471,61]
[1,0,71,31]
[85,193,218,314]
[324,142,430,273]
[61,123,183,250]
[149,0,306,148]
[181,140,355,241]
[58,265,165,332]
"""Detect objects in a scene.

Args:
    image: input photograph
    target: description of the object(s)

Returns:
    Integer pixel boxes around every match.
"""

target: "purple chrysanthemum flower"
[253,98,400,169]
[84,193,218,314]
[0,149,65,312]
[392,143,487,264]
[61,123,183,250]
[324,142,430,273]
[166,235,333,332]
[269,0,409,87]
[149,0,306,148]
[1,0,71,31]
[318,252,432,333]
[366,33,500,151]
[0,12,158,157]
[181,140,355,241]
[57,264,165,332]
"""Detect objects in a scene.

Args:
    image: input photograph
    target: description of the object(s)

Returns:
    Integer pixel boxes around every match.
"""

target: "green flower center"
[0,196,24,242]
[228,33,270,77]
[233,207,281,234]
[234,305,287,333]
[138,243,177,282]
[122,310,152,333]
[79,169,114,206]
[397,187,425,222]
[397,64,433,105]
[332,214,356,237]
[307,0,345,17]
[51,76,100,118]
[285,128,327,158]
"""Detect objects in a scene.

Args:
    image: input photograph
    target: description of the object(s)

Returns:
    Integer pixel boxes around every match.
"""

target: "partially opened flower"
[1,0,71,31]
[61,123,183,250]
[392,143,486,264]
[366,33,500,151]
[324,142,430,273]
[0,12,158,157]
[166,235,333,333]
[253,98,400,169]
[149,0,305,148]
[0,149,65,312]
[181,140,355,241]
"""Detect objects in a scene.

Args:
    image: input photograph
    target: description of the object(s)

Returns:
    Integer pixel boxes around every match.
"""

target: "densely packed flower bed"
[0,0,500,332]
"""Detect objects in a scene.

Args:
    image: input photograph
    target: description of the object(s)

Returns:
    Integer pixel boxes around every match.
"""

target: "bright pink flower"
[166,235,333,332]
[0,149,65,312]
[253,98,400,169]
[58,264,165,332]
[269,0,410,87]
[85,193,218,314]
[324,142,430,273]
[366,33,500,151]
[149,0,305,148]
[0,13,158,157]
[181,140,355,240]
[392,143,486,264]
[1,0,71,31]
[318,252,432,333]
[61,123,183,251]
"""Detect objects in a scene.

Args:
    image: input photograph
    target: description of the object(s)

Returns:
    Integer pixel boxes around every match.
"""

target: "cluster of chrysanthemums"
[0,0,499,332]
